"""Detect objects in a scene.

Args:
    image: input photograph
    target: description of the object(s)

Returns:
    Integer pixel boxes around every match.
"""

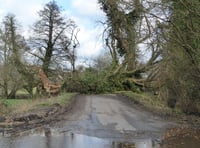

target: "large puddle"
[0,128,199,148]
[0,128,159,148]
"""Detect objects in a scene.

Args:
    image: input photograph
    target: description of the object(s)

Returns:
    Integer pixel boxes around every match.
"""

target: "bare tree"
[28,1,78,75]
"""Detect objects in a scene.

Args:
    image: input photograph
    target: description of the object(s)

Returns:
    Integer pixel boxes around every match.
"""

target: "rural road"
[0,94,183,148]
[54,94,175,140]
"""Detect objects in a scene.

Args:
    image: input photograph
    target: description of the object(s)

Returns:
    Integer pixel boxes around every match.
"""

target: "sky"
[0,0,106,59]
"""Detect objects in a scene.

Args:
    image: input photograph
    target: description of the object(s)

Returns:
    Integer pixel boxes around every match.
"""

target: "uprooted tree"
[38,68,61,96]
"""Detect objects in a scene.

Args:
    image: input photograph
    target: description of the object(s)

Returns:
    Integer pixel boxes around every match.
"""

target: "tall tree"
[0,14,26,98]
[160,0,200,113]
[99,0,143,71]
[29,1,78,74]
[98,0,162,88]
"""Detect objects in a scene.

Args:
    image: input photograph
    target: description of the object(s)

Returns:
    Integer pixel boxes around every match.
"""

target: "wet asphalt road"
[54,94,174,139]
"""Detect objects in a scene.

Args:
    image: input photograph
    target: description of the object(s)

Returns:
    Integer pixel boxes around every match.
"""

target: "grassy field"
[0,93,77,116]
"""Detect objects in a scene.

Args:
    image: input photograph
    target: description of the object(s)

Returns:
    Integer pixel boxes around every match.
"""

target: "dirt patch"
[0,95,78,135]
[161,128,200,148]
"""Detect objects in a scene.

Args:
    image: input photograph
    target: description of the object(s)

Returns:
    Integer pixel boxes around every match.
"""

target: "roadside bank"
[117,91,200,128]
[0,93,78,135]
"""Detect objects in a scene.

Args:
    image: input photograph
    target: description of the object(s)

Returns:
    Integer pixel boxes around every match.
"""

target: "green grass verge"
[117,91,182,115]
[0,99,32,108]
[0,92,77,116]
[36,93,77,107]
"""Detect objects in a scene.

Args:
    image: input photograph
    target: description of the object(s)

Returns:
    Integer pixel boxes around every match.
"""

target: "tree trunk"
[7,88,17,99]
[2,81,8,98]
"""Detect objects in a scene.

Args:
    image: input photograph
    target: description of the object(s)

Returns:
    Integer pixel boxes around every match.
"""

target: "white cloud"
[0,0,48,39]
[0,0,53,38]
[66,0,106,58]
[77,28,103,58]
[72,0,103,17]
[70,13,105,58]
[0,0,49,25]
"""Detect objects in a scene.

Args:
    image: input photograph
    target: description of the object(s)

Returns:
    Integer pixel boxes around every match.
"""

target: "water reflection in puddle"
[0,129,157,148]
